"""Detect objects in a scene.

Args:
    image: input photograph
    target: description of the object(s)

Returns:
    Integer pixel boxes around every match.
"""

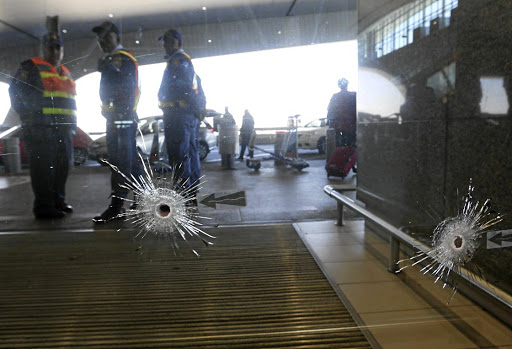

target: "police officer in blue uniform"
[9,33,77,219]
[92,21,142,222]
[158,29,204,205]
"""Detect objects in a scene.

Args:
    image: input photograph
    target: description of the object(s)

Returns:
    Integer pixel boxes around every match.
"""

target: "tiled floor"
[294,220,512,349]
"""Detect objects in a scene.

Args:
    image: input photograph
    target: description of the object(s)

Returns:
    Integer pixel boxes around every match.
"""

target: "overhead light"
[202,6,207,10]
[208,39,212,43]
[62,29,67,34]
[277,30,282,35]
[135,40,140,44]
[109,13,114,18]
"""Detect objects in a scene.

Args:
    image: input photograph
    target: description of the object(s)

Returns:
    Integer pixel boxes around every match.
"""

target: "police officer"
[158,29,203,205]
[9,33,77,219]
[92,21,141,222]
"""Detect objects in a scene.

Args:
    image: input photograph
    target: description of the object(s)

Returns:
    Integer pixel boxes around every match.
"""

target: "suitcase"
[325,146,357,178]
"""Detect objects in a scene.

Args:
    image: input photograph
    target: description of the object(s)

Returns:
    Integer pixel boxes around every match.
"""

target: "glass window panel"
[480,77,509,114]
[0,82,11,127]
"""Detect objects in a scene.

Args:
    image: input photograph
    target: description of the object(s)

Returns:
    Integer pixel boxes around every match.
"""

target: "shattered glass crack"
[105,158,215,256]
[397,180,503,301]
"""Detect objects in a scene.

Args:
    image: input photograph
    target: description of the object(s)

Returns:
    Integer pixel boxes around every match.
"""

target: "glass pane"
[358,0,512,301]
[1,0,511,346]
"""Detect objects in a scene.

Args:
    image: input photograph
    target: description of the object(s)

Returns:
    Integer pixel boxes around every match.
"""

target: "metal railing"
[324,184,512,323]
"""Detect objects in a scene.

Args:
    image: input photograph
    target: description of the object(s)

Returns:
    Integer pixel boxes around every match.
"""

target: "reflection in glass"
[480,77,509,115]
[358,0,512,300]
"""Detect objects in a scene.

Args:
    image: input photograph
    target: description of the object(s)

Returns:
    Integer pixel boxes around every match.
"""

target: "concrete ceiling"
[0,0,361,47]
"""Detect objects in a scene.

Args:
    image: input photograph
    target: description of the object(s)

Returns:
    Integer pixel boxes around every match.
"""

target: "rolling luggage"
[325,146,357,178]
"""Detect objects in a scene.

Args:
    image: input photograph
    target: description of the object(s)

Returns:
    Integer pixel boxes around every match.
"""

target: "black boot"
[34,207,66,219]
[93,197,125,223]
[56,203,74,213]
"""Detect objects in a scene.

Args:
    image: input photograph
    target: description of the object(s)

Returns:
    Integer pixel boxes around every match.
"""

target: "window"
[0,82,11,127]
[360,0,459,59]
[480,77,509,115]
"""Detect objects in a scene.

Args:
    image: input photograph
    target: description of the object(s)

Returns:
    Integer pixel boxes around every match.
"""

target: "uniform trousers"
[163,110,197,189]
[106,119,141,201]
[23,126,73,213]
[189,118,201,188]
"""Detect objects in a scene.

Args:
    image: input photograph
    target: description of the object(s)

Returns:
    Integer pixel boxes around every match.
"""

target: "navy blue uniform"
[9,59,76,216]
[158,49,202,189]
[98,47,141,202]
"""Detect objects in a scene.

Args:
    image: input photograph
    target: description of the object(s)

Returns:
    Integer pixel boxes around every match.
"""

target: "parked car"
[297,118,328,154]
[88,116,217,165]
[0,125,93,166]
[206,109,225,132]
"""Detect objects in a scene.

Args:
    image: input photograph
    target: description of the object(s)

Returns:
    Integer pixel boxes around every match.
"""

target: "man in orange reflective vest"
[9,33,77,219]
[92,21,142,223]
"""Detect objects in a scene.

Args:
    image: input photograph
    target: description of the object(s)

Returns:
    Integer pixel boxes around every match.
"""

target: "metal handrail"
[324,185,512,314]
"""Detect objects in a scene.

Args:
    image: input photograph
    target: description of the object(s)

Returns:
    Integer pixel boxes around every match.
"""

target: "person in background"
[222,106,236,125]
[92,21,141,222]
[327,78,356,147]
[158,28,203,206]
[238,109,254,160]
[9,32,77,219]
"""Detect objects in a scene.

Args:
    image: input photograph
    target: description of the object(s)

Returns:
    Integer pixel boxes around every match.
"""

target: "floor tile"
[357,229,389,245]
[302,232,361,246]
[360,309,478,349]
[398,267,474,308]
[323,260,397,284]
[296,219,509,349]
[365,241,393,260]
[450,305,512,346]
[309,243,377,263]
[340,280,431,313]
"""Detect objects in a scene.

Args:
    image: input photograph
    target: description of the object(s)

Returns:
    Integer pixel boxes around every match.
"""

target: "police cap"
[92,21,120,37]
[42,32,63,47]
[159,29,183,46]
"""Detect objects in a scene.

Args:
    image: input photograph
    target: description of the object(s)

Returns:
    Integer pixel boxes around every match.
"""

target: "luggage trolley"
[246,115,309,171]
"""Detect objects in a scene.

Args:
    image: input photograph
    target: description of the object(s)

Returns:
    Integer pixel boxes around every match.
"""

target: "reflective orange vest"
[100,49,141,114]
[30,57,77,126]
